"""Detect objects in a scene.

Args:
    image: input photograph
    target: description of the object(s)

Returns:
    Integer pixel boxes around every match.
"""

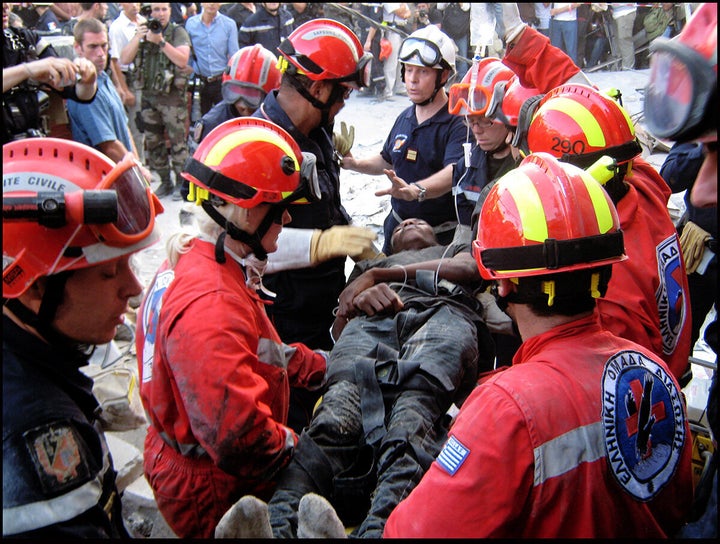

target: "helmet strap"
[202,200,285,263]
[5,275,95,359]
[286,74,336,126]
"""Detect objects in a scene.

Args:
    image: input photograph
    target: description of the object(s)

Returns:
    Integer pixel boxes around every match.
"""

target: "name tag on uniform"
[406,148,418,162]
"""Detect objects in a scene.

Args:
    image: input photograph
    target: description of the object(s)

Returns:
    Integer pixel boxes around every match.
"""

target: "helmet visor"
[448,83,492,115]
[222,81,265,109]
[645,38,717,141]
[92,154,162,246]
[399,37,442,67]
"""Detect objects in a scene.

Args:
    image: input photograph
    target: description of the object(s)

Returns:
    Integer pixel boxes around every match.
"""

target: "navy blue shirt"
[2,315,127,538]
[253,90,350,349]
[238,6,294,52]
[380,102,466,251]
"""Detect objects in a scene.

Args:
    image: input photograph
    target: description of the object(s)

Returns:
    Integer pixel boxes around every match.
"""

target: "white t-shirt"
[108,11,143,72]
[552,3,577,22]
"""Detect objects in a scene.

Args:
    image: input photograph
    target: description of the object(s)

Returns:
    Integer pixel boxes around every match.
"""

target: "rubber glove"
[309,225,377,264]
[679,221,711,274]
[332,121,355,157]
[502,3,527,43]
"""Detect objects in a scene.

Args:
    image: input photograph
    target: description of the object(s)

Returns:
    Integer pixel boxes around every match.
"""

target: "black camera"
[140,5,163,33]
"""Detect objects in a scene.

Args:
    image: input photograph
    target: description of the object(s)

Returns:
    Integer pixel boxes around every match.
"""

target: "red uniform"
[384,314,693,538]
[136,240,326,538]
[502,27,692,379]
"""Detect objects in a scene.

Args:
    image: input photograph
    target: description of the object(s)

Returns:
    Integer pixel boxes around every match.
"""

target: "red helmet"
[277,18,371,89]
[222,44,282,109]
[448,57,514,116]
[473,152,625,280]
[644,3,717,142]
[3,138,163,298]
[488,75,542,128]
[181,117,318,208]
[527,84,641,167]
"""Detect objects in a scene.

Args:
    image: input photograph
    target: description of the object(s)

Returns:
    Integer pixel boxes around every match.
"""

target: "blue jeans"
[550,18,578,65]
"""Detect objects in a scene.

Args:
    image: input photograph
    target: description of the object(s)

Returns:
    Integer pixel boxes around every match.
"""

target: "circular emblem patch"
[601,350,685,501]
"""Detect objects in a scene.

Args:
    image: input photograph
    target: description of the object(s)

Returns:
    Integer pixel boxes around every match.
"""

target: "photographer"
[121,2,191,199]
[3,3,97,143]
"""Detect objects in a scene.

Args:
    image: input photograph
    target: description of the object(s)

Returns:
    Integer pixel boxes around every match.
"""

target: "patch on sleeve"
[601,350,686,501]
[655,235,687,355]
[437,435,470,476]
[23,422,92,495]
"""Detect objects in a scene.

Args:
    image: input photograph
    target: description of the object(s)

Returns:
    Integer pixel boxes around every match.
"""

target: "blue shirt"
[185,12,238,77]
[67,71,133,151]
[380,102,466,247]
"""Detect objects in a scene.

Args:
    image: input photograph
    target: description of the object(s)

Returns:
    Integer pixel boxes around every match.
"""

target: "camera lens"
[148,18,162,33]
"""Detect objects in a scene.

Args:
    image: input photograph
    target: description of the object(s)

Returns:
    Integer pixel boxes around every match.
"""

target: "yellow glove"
[332,121,355,157]
[679,221,711,274]
[309,225,377,264]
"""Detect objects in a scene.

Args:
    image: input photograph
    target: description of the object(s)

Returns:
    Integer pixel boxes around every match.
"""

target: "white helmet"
[399,25,456,73]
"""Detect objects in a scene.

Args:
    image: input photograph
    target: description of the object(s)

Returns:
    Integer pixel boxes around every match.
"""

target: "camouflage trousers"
[140,91,188,180]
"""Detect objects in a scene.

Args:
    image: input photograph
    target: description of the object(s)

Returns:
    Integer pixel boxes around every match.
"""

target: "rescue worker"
[644,3,717,536]
[135,117,329,539]
[222,218,494,539]
[495,3,693,383]
[341,24,467,254]
[384,152,694,538]
[237,2,294,52]
[3,1,97,143]
[2,137,164,537]
[120,2,191,199]
[251,18,378,431]
[181,44,282,200]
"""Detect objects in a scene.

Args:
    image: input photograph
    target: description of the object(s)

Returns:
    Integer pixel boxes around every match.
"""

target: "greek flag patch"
[437,435,470,476]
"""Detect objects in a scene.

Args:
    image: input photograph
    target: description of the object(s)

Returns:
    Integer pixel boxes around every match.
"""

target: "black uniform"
[2,315,129,538]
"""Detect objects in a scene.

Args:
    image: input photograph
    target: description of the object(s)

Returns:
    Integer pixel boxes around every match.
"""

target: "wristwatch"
[158,39,167,49]
[415,183,427,202]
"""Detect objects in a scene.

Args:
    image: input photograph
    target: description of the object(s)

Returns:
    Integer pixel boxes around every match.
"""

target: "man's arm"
[375,163,453,201]
[97,139,131,163]
[337,250,480,318]
[341,152,392,176]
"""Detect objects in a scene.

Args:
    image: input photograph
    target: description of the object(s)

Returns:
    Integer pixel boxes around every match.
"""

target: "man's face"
[391,218,437,252]
[201,3,220,16]
[75,31,109,74]
[690,142,717,208]
[151,3,170,26]
[51,255,143,345]
[122,2,140,18]
[263,3,280,14]
[466,116,510,152]
[2,3,10,29]
[95,3,108,20]
[403,64,441,104]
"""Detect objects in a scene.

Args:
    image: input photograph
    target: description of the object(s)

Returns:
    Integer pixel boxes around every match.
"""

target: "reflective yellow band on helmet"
[205,128,300,172]
[506,171,549,244]
[579,172,616,234]
[537,97,606,148]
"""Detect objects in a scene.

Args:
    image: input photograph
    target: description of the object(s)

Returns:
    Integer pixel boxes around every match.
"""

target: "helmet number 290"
[551,137,586,155]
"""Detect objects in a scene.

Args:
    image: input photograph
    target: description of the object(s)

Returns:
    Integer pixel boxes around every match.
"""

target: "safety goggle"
[221,81,266,109]
[399,37,443,68]
[90,154,163,246]
[448,83,492,116]
[645,37,717,141]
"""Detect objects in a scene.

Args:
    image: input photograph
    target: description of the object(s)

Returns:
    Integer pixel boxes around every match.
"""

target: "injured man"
[215,218,511,538]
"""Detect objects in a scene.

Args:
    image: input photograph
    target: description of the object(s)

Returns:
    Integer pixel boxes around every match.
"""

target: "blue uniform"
[67,71,133,152]
[452,144,518,229]
[2,315,128,538]
[254,91,350,350]
[380,103,466,253]
[238,6,294,51]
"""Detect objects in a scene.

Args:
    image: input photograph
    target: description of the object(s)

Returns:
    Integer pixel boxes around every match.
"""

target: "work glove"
[502,3,527,44]
[679,221,711,274]
[332,121,355,157]
[309,225,378,265]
